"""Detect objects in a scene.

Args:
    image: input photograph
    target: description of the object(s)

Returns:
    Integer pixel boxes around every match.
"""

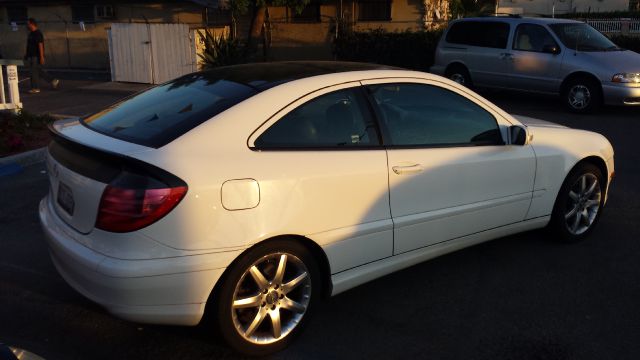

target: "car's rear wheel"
[216,240,320,356]
[550,163,604,242]
[446,65,473,87]
[563,77,602,113]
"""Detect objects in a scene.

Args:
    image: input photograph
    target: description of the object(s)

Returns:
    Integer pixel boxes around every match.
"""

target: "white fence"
[586,19,640,34]
[0,60,22,113]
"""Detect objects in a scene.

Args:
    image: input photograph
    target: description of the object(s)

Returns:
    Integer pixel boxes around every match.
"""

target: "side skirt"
[330,216,550,296]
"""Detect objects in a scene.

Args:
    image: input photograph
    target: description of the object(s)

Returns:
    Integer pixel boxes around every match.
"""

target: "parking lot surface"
[1,90,639,360]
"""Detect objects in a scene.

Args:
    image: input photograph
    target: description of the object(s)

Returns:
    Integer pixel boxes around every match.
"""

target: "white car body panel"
[38,67,615,327]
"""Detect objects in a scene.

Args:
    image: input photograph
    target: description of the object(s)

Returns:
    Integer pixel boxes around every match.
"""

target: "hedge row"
[609,35,640,53]
[333,29,443,71]
[333,28,640,71]
[559,11,640,20]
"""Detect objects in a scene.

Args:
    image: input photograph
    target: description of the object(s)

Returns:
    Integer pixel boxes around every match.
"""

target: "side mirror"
[543,44,561,55]
[509,125,528,146]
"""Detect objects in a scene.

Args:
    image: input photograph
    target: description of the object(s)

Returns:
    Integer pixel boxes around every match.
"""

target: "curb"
[0,147,46,176]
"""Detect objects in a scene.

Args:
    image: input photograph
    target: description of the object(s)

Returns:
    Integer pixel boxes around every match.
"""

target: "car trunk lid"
[46,119,152,234]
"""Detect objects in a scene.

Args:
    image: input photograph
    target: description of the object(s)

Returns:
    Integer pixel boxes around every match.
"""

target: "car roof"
[196,61,402,92]
[451,16,584,26]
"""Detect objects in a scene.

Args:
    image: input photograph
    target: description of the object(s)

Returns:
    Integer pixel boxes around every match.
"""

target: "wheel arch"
[575,155,609,195]
[204,234,333,318]
[560,71,603,95]
[554,155,610,205]
[445,62,470,76]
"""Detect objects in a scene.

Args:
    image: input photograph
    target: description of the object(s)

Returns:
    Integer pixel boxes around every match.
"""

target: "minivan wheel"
[216,240,320,356]
[549,163,604,242]
[563,78,601,113]
[446,66,472,87]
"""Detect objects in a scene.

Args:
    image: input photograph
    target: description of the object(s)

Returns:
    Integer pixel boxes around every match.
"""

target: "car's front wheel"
[563,77,602,113]
[216,240,320,356]
[550,163,605,242]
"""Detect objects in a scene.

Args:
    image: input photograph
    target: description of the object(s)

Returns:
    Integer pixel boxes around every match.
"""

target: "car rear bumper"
[602,83,640,106]
[39,195,236,326]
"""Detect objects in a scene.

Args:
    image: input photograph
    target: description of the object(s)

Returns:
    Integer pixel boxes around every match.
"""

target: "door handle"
[500,53,514,61]
[392,164,423,175]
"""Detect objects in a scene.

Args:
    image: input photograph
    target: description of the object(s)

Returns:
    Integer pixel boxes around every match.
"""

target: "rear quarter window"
[445,21,511,49]
[82,73,258,148]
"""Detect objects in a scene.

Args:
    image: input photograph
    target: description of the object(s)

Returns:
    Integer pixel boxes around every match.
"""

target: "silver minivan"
[431,16,640,113]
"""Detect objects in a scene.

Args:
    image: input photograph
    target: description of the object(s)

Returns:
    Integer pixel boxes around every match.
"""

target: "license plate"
[57,182,75,216]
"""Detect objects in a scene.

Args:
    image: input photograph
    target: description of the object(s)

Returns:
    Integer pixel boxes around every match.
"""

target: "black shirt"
[26,29,44,58]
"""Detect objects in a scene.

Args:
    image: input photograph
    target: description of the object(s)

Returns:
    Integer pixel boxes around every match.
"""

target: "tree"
[225,0,311,59]
[449,0,496,18]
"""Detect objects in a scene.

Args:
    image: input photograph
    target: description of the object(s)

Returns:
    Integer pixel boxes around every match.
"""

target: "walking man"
[25,18,59,94]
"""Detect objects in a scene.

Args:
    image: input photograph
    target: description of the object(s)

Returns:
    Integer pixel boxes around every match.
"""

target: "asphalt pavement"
[1,88,639,360]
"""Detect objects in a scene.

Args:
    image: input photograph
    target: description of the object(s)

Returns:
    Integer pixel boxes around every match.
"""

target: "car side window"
[367,83,503,147]
[513,23,559,53]
[445,21,510,49]
[254,88,379,149]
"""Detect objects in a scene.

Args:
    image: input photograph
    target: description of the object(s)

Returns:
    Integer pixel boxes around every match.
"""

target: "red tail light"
[96,173,188,233]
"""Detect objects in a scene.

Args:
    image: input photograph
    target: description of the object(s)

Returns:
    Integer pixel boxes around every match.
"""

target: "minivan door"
[443,21,513,88]
[506,23,565,93]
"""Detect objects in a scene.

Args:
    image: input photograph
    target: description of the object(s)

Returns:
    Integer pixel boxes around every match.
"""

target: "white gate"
[108,23,197,84]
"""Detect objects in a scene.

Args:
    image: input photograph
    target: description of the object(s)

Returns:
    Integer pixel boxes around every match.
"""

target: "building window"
[7,6,28,24]
[357,0,392,21]
[290,1,321,23]
[205,7,232,26]
[72,4,96,23]
[96,5,115,19]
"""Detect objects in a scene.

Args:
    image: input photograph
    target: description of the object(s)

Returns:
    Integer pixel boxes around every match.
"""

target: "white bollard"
[0,60,23,113]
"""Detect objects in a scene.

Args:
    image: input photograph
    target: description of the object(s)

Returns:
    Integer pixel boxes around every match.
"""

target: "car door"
[362,79,536,254]
[507,23,565,93]
[248,83,393,273]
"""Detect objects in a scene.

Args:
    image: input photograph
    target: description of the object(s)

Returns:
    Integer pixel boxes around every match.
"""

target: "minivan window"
[83,73,258,148]
[549,23,620,51]
[446,21,510,49]
[513,23,559,52]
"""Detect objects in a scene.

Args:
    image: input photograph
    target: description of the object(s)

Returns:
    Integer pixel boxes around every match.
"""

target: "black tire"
[549,163,605,242]
[445,65,473,88]
[216,239,321,356]
[562,77,602,113]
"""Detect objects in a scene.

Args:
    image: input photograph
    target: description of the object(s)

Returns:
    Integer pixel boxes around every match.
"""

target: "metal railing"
[585,19,640,34]
[0,60,23,113]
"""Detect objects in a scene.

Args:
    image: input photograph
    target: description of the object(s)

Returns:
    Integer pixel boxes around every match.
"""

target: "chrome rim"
[564,173,601,235]
[450,73,466,85]
[568,84,591,110]
[232,253,311,345]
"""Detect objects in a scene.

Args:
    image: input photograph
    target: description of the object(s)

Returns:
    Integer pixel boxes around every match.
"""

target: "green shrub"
[198,30,246,69]
[333,29,443,71]
[608,35,640,53]
[0,110,54,154]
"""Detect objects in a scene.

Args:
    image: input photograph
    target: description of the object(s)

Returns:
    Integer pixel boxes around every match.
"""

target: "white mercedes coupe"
[39,62,614,355]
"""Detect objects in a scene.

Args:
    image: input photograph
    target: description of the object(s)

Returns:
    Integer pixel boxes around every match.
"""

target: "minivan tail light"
[96,173,187,233]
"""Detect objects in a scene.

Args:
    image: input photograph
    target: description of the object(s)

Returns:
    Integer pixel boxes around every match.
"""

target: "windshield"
[82,73,258,148]
[549,23,621,51]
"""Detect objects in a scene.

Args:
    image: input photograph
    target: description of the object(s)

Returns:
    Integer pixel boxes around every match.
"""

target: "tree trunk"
[246,5,266,60]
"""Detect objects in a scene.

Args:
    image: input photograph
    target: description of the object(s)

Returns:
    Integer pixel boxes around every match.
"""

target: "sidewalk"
[18,78,151,118]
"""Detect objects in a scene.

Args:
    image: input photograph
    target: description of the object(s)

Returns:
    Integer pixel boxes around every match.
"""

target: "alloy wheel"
[231,253,312,345]
[564,173,601,235]
[450,73,466,85]
[568,84,592,110]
